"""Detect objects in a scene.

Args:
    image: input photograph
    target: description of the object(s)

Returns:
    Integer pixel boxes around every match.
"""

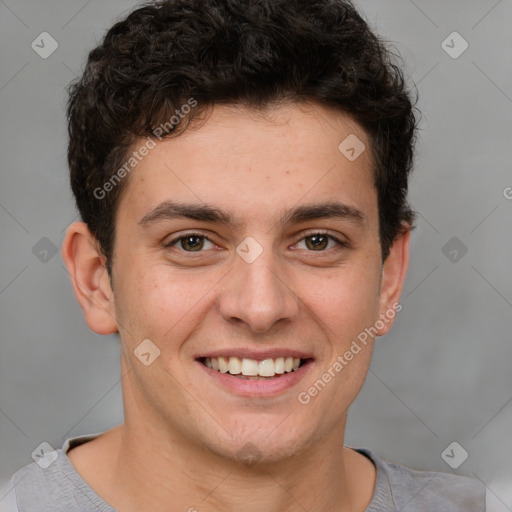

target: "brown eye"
[294,232,347,253]
[166,233,215,252]
[305,234,329,250]
[180,235,205,251]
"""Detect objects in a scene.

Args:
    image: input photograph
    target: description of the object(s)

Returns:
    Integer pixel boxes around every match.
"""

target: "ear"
[61,221,118,335]
[376,227,411,336]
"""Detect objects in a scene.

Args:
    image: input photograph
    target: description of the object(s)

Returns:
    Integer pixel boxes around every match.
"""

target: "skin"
[62,102,410,512]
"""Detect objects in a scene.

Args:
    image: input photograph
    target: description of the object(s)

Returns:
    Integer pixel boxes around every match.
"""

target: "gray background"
[1,0,511,509]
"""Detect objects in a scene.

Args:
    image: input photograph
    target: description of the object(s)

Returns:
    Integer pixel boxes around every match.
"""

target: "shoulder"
[356,448,486,512]
[6,452,79,512]
[4,435,113,512]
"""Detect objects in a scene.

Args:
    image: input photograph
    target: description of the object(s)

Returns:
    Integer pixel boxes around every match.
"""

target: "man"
[5,0,486,510]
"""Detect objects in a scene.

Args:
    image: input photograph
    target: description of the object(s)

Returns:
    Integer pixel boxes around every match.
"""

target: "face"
[71,102,408,464]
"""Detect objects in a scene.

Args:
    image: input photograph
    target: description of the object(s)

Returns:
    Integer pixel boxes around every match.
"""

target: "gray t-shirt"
[2,433,486,511]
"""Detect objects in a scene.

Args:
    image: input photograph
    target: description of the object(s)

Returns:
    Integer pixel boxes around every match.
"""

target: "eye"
[295,232,345,251]
[166,233,216,252]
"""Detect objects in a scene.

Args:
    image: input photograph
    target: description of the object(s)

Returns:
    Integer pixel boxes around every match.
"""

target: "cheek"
[298,263,381,339]
[114,264,218,349]
[295,278,378,422]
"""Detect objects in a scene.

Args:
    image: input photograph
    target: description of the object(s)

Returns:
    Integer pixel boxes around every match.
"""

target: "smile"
[201,356,306,379]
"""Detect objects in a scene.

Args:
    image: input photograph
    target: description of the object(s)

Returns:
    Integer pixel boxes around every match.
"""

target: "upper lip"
[196,349,314,361]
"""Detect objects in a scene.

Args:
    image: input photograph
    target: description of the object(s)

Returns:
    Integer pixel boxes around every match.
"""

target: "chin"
[201,422,315,466]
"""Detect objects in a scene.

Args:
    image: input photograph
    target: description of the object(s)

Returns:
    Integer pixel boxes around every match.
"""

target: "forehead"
[118,102,377,227]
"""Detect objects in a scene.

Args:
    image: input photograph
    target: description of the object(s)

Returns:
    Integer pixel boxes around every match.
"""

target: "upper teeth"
[204,356,301,377]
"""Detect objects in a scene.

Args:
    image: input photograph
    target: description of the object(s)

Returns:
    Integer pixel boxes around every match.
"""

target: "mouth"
[197,356,312,379]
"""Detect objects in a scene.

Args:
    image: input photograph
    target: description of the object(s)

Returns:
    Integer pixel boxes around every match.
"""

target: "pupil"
[306,235,328,250]
[182,236,203,251]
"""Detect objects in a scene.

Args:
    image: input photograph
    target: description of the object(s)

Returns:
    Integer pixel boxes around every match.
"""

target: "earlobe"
[376,227,411,336]
[61,221,118,335]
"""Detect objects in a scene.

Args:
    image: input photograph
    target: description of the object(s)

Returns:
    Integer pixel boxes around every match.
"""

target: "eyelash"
[164,231,348,253]
[295,231,348,252]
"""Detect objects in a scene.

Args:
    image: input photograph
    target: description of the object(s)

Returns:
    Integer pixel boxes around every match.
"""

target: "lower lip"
[195,359,314,397]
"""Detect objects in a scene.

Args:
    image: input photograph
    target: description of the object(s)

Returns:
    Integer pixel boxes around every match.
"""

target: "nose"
[218,247,300,333]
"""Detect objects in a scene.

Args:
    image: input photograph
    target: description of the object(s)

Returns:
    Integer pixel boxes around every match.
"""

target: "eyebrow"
[138,200,367,228]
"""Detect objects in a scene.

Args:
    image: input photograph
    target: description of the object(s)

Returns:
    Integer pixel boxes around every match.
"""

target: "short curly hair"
[67,0,418,274]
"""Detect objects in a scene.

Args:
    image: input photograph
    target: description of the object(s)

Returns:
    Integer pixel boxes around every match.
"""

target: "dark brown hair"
[67,0,418,273]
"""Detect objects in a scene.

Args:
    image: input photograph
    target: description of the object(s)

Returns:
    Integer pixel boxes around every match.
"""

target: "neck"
[110,425,355,512]
[68,362,375,512]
